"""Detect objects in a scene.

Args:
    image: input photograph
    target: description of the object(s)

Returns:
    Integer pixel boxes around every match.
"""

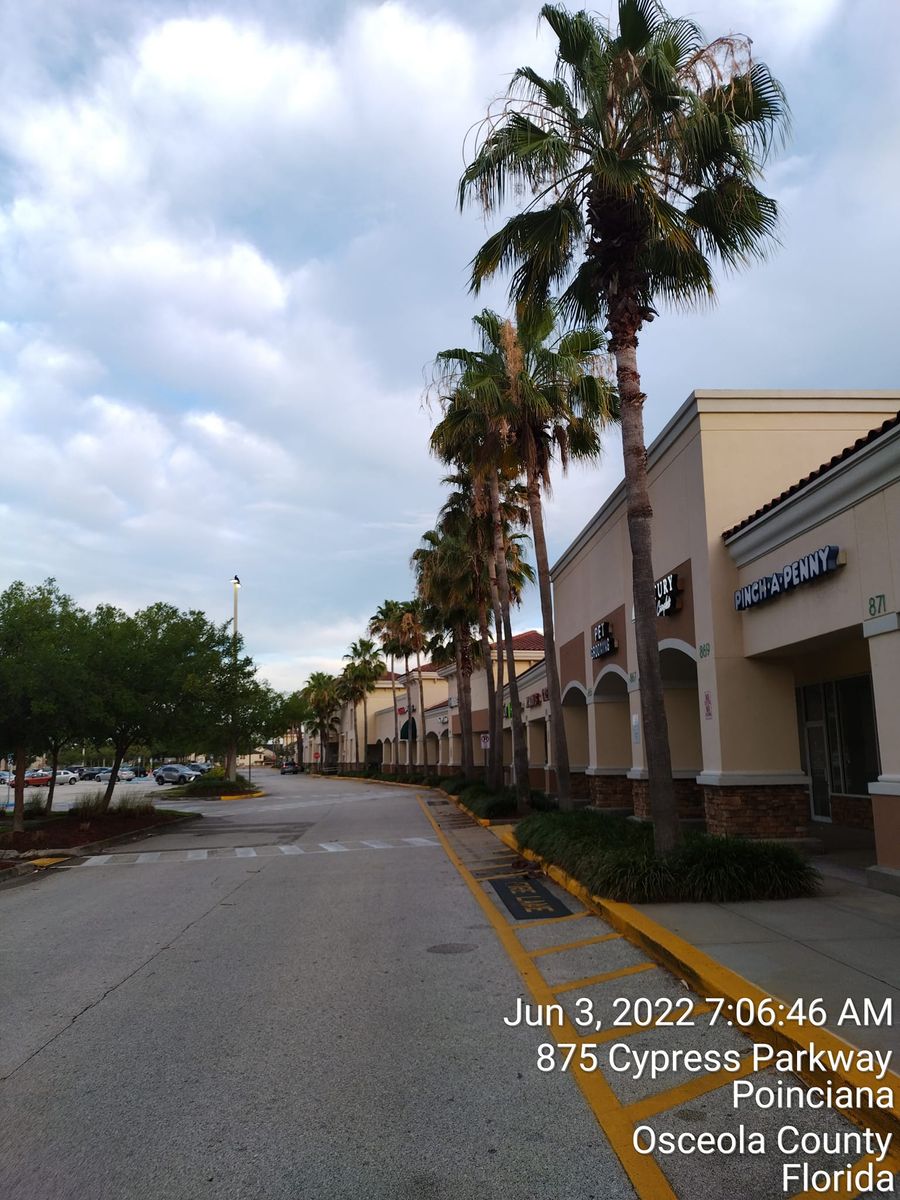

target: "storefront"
[550,390,900,892]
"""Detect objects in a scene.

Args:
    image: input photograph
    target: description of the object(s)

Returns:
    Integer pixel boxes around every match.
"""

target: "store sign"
[525,691,543,708]
[734,545,842,612]
[655,572,682,617]
[590,620,618,659]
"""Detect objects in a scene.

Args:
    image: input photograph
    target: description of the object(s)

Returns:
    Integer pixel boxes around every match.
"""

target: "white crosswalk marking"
[73,838,443,870]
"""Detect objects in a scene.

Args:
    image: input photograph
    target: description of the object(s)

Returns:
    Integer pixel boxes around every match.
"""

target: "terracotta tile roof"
[723,413,900,541]
[424,700,448,713]
[507,630,545,652]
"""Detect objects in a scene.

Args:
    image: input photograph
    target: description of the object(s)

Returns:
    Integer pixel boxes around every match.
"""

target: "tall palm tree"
[369,600,405,774]
[434,304,615,809]
[337,664,366,770]
[430,389,536,810]
[344,637,385,771]
[412,527,479,780]
[300,671,341,771]
[400,599,430,770]
[459,0,788,851]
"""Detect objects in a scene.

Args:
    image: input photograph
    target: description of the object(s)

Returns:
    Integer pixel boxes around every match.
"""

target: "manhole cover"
[426,943,478,954]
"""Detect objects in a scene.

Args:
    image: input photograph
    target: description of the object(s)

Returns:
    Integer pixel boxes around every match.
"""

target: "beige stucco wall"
[551,391,900,784]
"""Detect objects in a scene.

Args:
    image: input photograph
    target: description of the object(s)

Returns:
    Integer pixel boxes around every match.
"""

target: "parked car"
[190,762,213,774]
[94,767,135,784]
[81,766,105,781]
[122,764,149,777]
[54,769,79,785]
[0,770,11,786]
[64,765,88,778]
[154,764,202,785]
[23,769,53,787]
[280,761,299,775]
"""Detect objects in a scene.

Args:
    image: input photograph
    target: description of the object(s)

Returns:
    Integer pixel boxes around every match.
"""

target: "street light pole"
[227,575,241,782]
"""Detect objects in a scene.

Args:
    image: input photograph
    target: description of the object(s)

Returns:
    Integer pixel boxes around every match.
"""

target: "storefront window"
[799,676,880,807]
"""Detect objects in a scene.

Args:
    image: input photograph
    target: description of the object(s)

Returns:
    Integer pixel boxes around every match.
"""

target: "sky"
[0,0,897,690]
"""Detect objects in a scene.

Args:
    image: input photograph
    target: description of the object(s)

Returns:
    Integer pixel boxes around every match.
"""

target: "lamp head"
[232,575,241,588]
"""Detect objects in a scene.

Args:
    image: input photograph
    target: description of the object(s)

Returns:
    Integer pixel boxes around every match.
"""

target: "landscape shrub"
[514,810,820,903]
[176,773,254,797]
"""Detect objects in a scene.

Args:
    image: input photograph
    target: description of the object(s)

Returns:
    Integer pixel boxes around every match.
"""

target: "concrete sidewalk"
[633,872,900,1057]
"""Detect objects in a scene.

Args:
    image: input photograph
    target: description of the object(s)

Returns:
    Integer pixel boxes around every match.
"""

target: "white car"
[54,769,79,785]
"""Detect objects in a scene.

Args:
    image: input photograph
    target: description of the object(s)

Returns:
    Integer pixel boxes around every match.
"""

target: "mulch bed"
[0,809,186,852]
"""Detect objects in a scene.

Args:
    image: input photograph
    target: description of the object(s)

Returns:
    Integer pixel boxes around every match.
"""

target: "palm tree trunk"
[354,701,361,772]
[44,744,60,815]
[526,475,572,810]
[486,544,505,792]
[415,650,427,769]
[612,328,679,854]
[489,471,530,810]
[12,744,26,834]
[390,655,400,775]
[402,653,413,774]
[455,635,475,780]
[362,702,369,773]
[477,597,497,787]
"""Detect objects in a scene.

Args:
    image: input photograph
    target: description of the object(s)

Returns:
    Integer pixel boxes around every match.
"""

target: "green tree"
[434,304,615,808]
[0,580,83,832]
[459,0,788,849]
[84,603,228,812]
[399,599,430,770]
[369,601,406,775]
[300,672,342,769]
[343,638,385,771]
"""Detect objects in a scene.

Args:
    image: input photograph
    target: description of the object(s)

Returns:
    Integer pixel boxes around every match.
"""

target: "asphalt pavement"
[0,774,637,1200]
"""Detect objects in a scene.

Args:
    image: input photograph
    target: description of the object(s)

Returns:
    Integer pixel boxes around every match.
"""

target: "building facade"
[549,390,900,891]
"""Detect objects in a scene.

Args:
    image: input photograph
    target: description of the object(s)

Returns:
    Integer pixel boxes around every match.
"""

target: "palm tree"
[400,599,430,770]
[459,0,788,851]
[344,637,385,771]
[369,600,405,774]
[300,671,341,770]
[430,388,536,810]
[412,527,479,781]
[434,304,615,809]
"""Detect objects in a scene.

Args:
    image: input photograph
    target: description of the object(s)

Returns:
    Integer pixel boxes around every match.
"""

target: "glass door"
[805,722,832,820]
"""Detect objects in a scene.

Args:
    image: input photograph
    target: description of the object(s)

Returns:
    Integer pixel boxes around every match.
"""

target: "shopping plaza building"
[312,390,900,893]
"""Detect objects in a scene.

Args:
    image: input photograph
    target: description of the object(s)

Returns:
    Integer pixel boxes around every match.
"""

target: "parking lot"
[1,775,172,813]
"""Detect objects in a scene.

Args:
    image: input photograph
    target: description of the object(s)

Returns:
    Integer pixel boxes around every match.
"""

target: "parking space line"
[360,840,392,849]
[624,1054,757,1123]
[319,842,349,852]
[83,855,111,867]
[529,932,622,958]
[234,847,257,858]
[515,910,590,929]
[186,850,208,861]
[552,963,658,995]
[278,844,304,855]
[416,795,677,1200]
[135,852,161,864]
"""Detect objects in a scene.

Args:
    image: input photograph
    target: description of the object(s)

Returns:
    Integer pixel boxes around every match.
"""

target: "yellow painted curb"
[29,856,68,868]
[327,773,442,791]
[492,826,900,1141]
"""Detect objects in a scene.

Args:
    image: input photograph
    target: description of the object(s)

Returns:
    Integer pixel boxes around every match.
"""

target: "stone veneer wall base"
[703,784,810,839]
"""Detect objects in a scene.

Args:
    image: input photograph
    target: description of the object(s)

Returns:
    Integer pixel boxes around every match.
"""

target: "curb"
[490,824,900,1141]
[0,812,203,890]
[161,789,266,802]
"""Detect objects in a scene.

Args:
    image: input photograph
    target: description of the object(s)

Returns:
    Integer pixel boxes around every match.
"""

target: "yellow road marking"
[529,932,622,958]
[29,857,68,868]
[624,1053,758,1123]
[552,962,658,995]
[416,795,677,1200]
[515,909,590,929]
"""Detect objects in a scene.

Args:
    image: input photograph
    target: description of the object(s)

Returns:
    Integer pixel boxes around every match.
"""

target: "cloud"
[0,0,895,691]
